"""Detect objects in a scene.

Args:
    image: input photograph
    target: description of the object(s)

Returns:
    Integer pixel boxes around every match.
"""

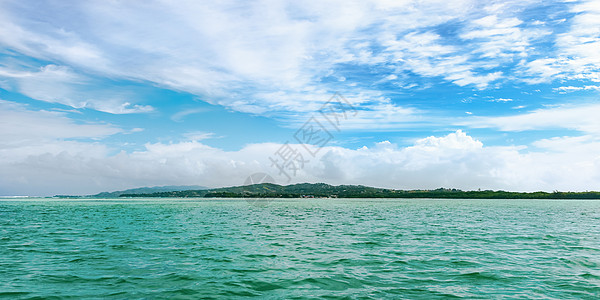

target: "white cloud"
[382,31,504,89]
[0,65,154,114]
[279,92,423,131]
[171,108,209,122]
[463,103,600,133]
[553,85,600,93]
[89,102,154,114]
[182,131,216,141]
[3,128,599,196]
[0,100,120,176]
[460,14,547,60]
[490,98,513,102]
[128,128,144,133]
[0,100,121,143]
[520,58,564,84]
[522,0,600,83]
[0,0,567,117]
[532,135,597,151]
[0,7,108,70]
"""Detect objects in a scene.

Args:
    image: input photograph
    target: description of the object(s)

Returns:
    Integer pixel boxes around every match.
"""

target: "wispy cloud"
[460,14,546,60]
[382,31,504,89]
[0,0,582,118]
[489,98,513,102]
[553,85,600,93]
[521,0,600,84]
[171,108,209,122]
[463,103,600,133]
[182,131,217,141]
[0,100,122,142]
[0,65,154,114]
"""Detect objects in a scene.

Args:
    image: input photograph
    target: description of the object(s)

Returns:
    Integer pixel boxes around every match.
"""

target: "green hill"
[117,183,600,199]
[87,185,208,198]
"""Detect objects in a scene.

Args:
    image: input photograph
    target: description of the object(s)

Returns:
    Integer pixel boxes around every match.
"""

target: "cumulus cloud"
[2,109,599,196]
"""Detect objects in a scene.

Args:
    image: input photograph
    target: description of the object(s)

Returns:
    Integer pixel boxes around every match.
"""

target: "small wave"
[579,272,600,279]
[219,289,261,297]
[243,253,277,259]
[351,241,382,247]
[42,274,86,283]
[160,272,198,281]
[242,280,285,292]
[450,259,480,267]
[456,271,502,280]
[292,275,364,291]
[0,291,31,297]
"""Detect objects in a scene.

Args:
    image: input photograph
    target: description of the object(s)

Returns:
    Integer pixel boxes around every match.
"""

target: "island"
[105,183,600,199]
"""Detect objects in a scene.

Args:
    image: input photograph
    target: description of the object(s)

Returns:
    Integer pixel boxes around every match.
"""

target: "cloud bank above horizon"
[1,0,599,195]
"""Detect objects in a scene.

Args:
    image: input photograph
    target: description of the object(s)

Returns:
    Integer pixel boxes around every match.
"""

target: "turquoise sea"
[1,198,599,299]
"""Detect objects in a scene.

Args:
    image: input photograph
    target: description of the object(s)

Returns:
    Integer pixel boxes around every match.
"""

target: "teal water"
[1,198,599,299]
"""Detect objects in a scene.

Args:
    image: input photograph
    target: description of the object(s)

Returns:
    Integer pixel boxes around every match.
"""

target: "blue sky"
[1,0,600,195]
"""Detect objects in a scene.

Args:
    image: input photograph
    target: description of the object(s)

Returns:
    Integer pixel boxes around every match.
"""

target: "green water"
[1,198,599,299]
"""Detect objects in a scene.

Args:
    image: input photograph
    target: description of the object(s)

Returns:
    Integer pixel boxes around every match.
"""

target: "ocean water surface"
[1,198,599,299]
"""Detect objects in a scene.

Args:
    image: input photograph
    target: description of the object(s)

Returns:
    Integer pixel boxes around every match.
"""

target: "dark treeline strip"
[118,183,600,199]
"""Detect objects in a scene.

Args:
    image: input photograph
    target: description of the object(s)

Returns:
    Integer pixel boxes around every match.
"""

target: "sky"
[1,0,600,196]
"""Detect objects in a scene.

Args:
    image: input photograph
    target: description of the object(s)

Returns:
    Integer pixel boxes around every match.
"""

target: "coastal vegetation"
[113,183,600,199]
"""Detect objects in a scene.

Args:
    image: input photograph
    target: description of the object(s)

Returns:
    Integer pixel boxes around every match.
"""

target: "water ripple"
[1,198,599,298]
